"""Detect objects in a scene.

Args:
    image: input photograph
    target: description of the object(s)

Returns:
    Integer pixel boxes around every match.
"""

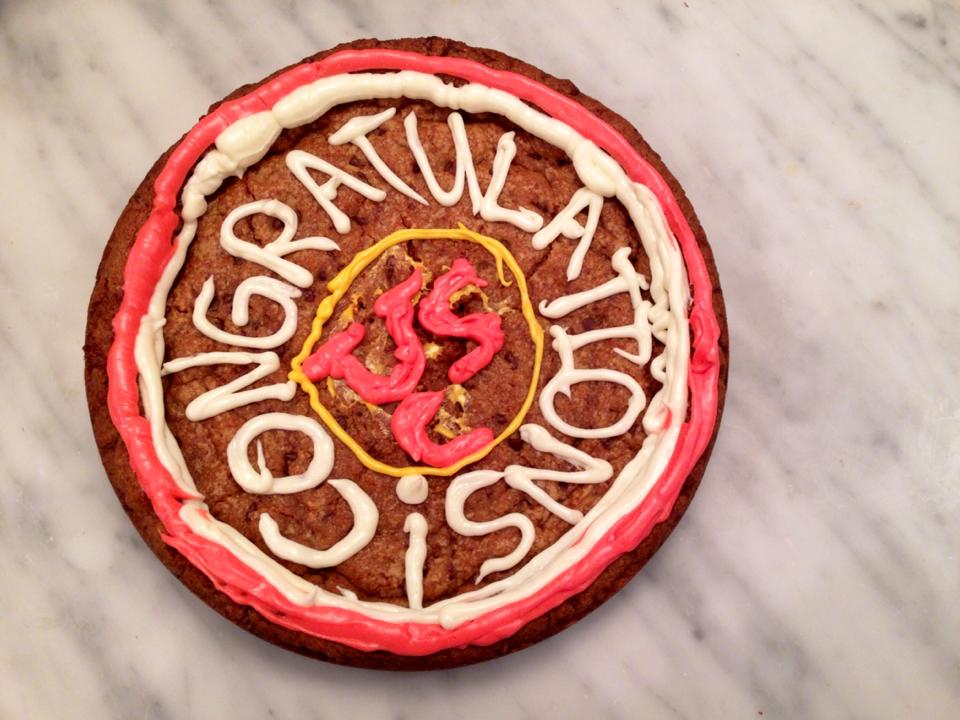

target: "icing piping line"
[106,48,721,655]
[288,225,543,478]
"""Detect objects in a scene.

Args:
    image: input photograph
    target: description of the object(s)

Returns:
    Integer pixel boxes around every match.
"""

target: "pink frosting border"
[106,48,722,656]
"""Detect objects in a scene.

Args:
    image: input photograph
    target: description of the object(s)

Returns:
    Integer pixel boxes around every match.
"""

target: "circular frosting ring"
[105,48,722,655]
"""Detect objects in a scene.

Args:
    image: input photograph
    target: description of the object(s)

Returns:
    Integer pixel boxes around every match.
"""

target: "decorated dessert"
[85,37,727,669]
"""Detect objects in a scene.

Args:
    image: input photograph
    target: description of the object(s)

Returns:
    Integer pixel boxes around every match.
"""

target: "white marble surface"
[2,0,958,717]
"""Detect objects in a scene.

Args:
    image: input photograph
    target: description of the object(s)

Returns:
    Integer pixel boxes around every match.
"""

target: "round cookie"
[85,37,728,669]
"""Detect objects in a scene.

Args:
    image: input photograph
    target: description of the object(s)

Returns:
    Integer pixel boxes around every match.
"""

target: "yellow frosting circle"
[289,225,544,478]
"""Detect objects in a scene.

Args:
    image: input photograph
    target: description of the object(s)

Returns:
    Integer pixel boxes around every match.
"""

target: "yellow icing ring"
[289,224,544,478]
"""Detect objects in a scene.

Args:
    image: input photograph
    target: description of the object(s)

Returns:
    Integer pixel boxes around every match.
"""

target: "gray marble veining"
[1,1,958,717]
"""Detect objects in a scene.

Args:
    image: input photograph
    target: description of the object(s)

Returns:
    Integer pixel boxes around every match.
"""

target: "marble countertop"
[2,1,958,717]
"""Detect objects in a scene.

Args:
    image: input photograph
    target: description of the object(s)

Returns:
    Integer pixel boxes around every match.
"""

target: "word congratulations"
[161,104,658,606]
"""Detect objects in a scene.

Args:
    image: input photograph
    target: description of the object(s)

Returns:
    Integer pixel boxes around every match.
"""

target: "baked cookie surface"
[85,37,728,669]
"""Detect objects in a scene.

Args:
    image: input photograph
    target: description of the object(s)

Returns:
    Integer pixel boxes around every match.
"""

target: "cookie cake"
[85,37,728,669]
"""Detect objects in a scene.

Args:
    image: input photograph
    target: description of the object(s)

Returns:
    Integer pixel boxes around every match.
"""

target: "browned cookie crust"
[85,37,729,670]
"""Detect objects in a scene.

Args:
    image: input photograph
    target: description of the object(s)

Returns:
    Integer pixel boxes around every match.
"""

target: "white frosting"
[538,247,654,438]
[328,107,428,205]
[259,478,378,568]
[479,132,544,233]
[539,325,647,439]
[539,246,648,319]
[503,424,614,525]
[134,70,691,629]
[403,512,429,609]
[179,151,242,223]
[216,111,282,168]
[572,141,620,198]
[396,474,429,505]
[193,275,300,349]
[403,111,475,209]
[532,187,604,281]
[220,199,339,288]
[392,108,546,232]
[445,470,535,582]
[226,412,334,494]
[161,351,296,421]
[285,150,386,234]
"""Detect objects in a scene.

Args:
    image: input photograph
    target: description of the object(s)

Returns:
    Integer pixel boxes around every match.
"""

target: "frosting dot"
[396,474,428,505]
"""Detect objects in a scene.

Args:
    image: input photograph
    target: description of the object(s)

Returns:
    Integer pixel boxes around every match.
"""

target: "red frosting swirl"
[303,267,425,404]
[391,391,494,467]
[303,258,502,466]
[418,257,504,384]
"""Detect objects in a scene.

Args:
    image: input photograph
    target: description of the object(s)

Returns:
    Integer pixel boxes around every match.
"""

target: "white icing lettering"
[503,424,613,524]
[259,478,378,567]
[161,351,296,421]
[404,110,542,232]
[539,325,647,439]
[403,512,428,609]
[445,470,535,582]
[193,275,300,349]
[220,199,338,288]
[285,150,386,234]
[539,247,652,366]
[403,111,475,209]
[532,187,604,281]
[227,412,334,494]
[478,131,544,232]
[537,248,653,439]
[396,474,429,505]
[328,107,428,205]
